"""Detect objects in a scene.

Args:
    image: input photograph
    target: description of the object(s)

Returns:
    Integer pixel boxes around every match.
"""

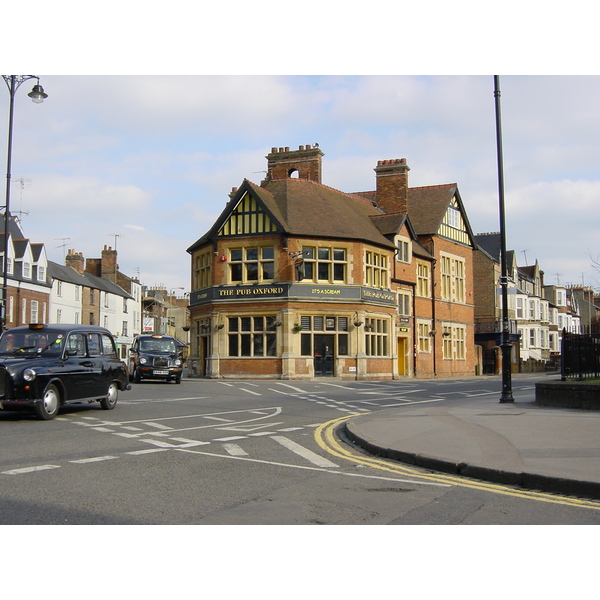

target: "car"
[0,323,131,420]
[128,334,183,383]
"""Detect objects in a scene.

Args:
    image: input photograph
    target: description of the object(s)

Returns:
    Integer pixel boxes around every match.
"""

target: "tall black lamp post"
[494,75,514,403]
[2,75,48,329]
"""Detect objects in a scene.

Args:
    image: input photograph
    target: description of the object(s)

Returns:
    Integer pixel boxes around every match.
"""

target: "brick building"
[187,145,477,380]
[0,215,52,327]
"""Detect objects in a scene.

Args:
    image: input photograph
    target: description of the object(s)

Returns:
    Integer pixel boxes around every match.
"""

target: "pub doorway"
[198,335,209,377]
[313,334,335,376]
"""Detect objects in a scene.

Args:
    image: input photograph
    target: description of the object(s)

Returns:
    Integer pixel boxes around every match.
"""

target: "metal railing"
[561,330,600,380]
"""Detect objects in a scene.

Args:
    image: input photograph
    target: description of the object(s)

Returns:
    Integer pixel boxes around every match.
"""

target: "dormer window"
[23,262,31,279]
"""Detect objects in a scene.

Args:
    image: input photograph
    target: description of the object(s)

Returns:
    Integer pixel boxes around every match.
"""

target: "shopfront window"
[228,315,277,356]
[365,318,389,356]
[299,315,349,356]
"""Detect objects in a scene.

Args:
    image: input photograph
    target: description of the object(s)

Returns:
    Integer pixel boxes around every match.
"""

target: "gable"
[218,191,280,237]
[437,195,472,246]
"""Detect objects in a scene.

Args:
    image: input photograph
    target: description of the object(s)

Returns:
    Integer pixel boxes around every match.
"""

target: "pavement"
[343,390,600,499]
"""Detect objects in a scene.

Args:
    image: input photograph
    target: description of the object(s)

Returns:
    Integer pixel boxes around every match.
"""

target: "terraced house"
[0,215,51,327]
[187,145,477,380]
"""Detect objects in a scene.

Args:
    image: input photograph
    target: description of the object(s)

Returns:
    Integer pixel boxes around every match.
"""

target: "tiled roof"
[353,183,461,237]
[188,178,396,252]
[475,232,501,261]
[262,178,394,248]
[406,184,458,235]
[188,174,472,256]
[48,261,133,299]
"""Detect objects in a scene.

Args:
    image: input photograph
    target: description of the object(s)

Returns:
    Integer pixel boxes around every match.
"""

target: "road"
[1,374,599,526]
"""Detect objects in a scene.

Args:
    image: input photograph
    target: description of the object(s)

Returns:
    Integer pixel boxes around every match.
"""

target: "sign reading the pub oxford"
[190,283,396,306]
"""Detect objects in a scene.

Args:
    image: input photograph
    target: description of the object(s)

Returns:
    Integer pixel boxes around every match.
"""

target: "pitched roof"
[188,178,396,252]
[353,183,475,242]
[475,232,501,261]
[407,184,458,235]
[48,261,133,299]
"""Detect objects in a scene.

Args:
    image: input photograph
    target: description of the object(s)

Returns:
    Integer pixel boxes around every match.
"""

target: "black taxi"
[129,334,183,383]
[0,323,130,420]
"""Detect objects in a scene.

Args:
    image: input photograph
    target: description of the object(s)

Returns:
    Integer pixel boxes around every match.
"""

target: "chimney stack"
[65,249,85,275]
[101,245,118,283]
[374,158,410,214]
[262,144,324,185]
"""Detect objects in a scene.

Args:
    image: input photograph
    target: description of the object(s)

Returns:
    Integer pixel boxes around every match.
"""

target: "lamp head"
[28,83,48,104]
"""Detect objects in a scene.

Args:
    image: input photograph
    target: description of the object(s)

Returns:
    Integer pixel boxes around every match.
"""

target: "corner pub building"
[187,145,477,380]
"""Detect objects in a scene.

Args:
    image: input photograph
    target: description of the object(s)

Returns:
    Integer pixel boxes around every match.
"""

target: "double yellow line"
[315,414,600,511]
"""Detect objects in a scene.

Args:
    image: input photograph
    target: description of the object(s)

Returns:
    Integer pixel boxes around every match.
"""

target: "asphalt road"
[1,374,599,526]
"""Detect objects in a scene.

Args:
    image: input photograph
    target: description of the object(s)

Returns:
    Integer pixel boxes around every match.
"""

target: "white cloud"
[2,74,599,292]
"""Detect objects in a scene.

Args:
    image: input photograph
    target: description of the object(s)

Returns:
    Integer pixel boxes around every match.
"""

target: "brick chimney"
[262,144,324,185]
[101,245,118,283]
[65,249,85,274]
[374,158,410,214]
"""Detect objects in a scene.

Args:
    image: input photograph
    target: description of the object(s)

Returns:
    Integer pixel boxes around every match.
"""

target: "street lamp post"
[494,75,515,403]
[2,75,48,329]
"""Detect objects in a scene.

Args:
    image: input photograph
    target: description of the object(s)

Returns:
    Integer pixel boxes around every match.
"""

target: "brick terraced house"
[187,145,477,380]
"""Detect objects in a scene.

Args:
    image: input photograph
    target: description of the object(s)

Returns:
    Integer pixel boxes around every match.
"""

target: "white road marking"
[3,465,61,475]
[70,456,119,464]
[214,436,248,442]
[127,448,170,455]
[175,447,450,488]
[113,406,282,427]
[222,443,249,456]
[140,439,177,448]
[145,422,173,430]
[271,383,308,393]
[170,438,211,447]
[218,422,285,432]
[271,436,339,468]
[239,388,262,396]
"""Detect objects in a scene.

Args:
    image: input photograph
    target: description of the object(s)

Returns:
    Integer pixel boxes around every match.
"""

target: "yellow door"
[398,337,407,376]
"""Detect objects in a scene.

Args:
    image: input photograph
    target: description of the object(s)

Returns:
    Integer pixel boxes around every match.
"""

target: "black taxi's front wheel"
[100,382,118,410]
[34,384,61,420]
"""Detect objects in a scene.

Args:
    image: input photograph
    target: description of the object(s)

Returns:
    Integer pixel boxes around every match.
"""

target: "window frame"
[416,262,431,298]
[228,315,277,357]
[229,246,275,284]
[301,246,347,284]
[365,250,389,288]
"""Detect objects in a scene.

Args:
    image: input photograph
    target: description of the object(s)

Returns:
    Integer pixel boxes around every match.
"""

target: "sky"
[3,73,599,295]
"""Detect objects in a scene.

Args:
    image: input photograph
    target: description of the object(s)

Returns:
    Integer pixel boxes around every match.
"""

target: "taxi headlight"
[175,359,182,367]
[140,357,147,364]
[23,369,37,382]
